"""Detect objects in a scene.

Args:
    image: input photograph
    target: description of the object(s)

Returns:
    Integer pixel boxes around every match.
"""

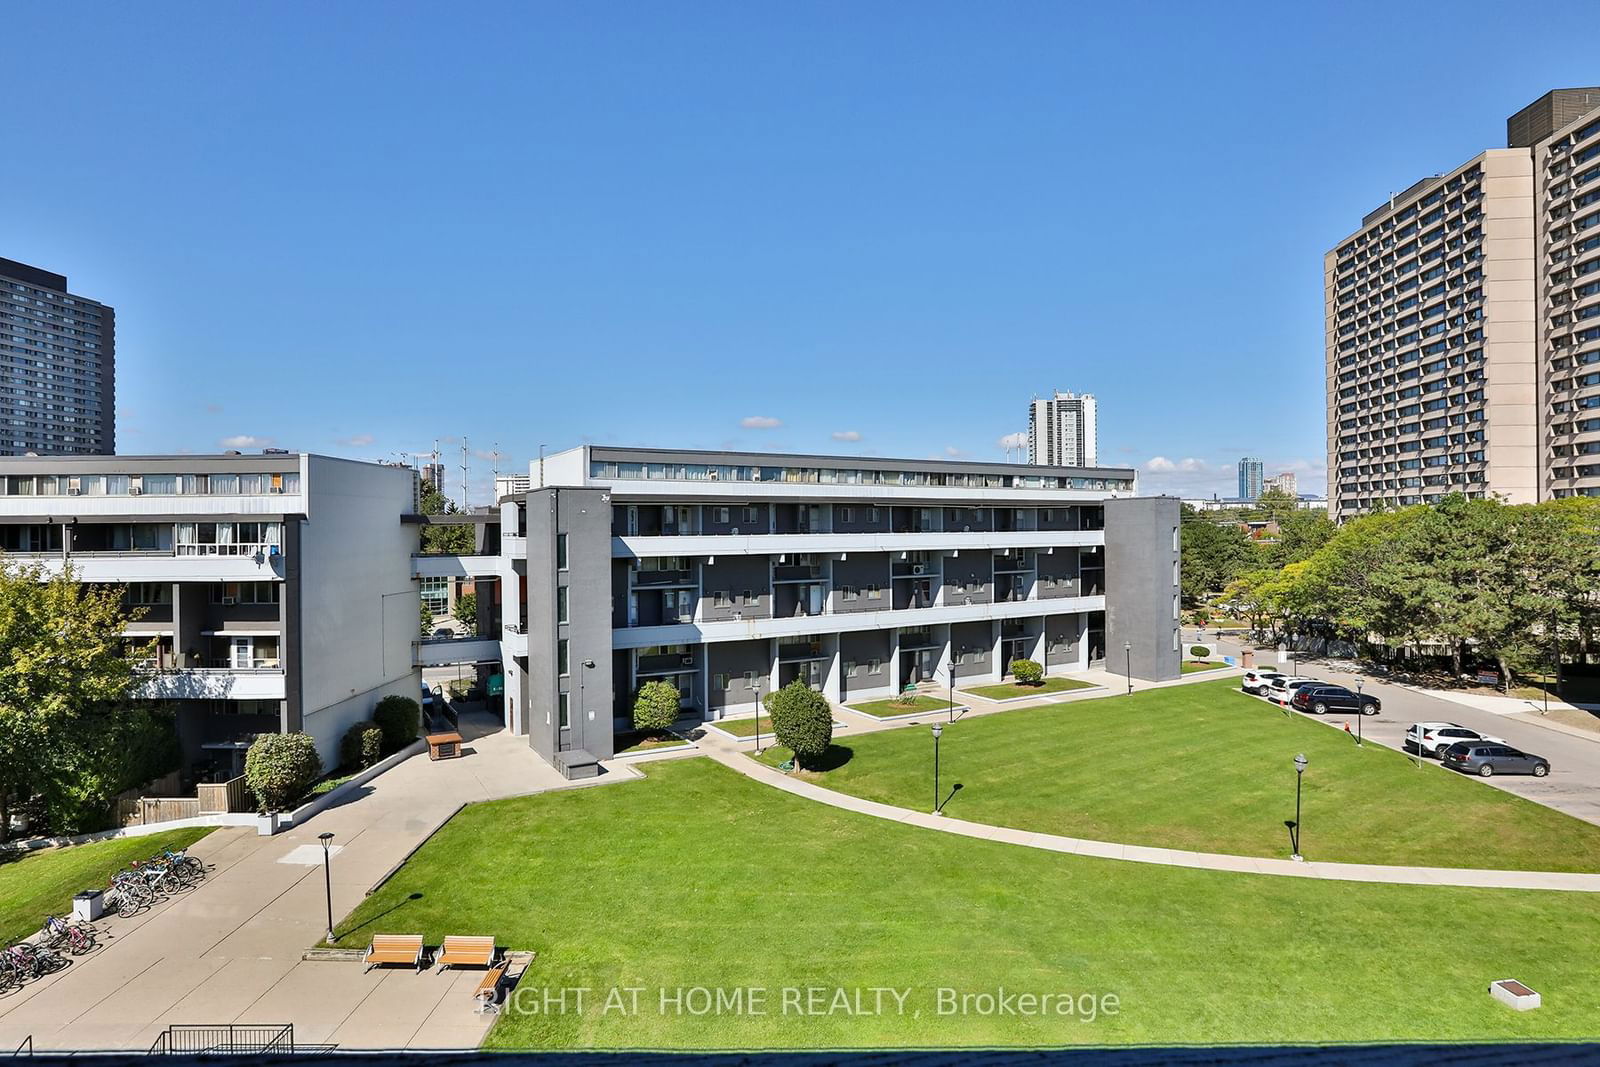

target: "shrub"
[373,695,422,752]
[764,680,833,768]
[244,732,323,813]
[1010,658,1043,685]
[1190,645,1210,658]
[633,679,681,734]
[340,722,384,770]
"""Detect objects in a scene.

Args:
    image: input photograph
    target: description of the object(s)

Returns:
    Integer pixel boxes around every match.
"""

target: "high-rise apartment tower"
[1027,391,1097,466]
[0,257,115,455]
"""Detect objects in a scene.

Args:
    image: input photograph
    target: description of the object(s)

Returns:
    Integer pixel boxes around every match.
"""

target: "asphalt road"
[1192,629,1600,828]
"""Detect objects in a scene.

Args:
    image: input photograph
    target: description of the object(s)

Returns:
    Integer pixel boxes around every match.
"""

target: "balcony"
[21,548,286,584]
[135,667,286,701]
[633,569,695,587]
[773,565,825,582]
[638,652,696,675]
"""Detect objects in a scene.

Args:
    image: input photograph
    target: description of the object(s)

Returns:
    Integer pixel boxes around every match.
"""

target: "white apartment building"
[0,453,421,773]
[1028,392,1097,467]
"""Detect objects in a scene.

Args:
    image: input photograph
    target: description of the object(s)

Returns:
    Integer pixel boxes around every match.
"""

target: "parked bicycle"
[40,914,96,955]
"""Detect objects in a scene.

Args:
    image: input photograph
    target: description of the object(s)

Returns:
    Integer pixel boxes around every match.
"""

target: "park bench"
[436,935,498,970]
[473,965,508,1014]
[364,934,425,972]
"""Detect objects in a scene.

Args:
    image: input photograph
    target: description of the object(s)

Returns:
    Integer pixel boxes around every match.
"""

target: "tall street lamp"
[1355,679,1364,747]
[1290,753,1308,861]
[753,678,765,756]
[946,663,956,723]
[1545,608,1558,717]
[931,723,944,815]
[318,832,336,943]
[1123,641,1133,695]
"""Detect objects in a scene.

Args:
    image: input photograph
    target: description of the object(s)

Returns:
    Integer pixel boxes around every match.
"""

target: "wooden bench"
[474,965,508,1014]
[364,934,425,972]
[436,935,497,970]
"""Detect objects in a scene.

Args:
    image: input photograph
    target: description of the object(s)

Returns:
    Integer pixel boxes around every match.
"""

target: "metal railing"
[149,1024,293,1055]
[11,1036,31,1057]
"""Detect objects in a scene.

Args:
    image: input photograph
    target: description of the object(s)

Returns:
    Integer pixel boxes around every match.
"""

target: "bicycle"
[105,870,155,915]
[153,848,205,884]
[40,914,96,955]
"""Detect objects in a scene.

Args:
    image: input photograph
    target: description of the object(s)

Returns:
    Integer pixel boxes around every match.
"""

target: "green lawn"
[1180,660,1229,673]
[961,676,1097,700]
[334,758,1600,1048]
[708,715,779,738]
[756,678,1600,871]
[0,827,214,945]
[847,695,950,718]
[617,732,693,755]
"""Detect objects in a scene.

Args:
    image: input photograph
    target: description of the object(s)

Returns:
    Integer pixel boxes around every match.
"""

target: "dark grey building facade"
[494,446,1181,771]
[0,257,115,455]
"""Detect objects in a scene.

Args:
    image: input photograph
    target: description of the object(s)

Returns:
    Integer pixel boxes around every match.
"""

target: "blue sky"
[4,2,1590,500]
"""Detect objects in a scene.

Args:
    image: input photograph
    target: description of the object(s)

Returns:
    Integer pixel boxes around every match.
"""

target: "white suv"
[1405,722,1505,758]
[1263,676,1322,704]
[1241,669,1284,695]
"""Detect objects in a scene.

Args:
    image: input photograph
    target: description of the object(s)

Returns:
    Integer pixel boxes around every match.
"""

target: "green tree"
[419,485,476,555]
[453,591,478,635]
[763,680,833,768]
[373,695,422,751]
[1010,658,1043,685]
[244,732,322,813]
[1264,507,1336,569]
[0,559,146,840]
[420,597,435,635]
[632,680,681,734]
[1180,507,1254,604]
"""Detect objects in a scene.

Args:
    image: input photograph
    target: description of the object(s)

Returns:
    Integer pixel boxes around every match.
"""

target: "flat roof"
[580,445,1136,480]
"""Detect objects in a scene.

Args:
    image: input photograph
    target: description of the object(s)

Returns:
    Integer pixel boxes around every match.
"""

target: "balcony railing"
[634,570,694,587]
[175,543,282,558]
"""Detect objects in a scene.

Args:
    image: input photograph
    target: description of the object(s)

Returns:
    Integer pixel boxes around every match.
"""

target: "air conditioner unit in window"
[129,487,142,496]
[221,596,236,605]
[912,564,925,575]
[269,486,284,494]
[680,655,693,666]
[67,487,80,496]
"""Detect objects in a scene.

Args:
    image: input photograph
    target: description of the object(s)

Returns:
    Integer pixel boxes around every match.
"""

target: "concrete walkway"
[697,723,1600,894]
[0,713,637,1053]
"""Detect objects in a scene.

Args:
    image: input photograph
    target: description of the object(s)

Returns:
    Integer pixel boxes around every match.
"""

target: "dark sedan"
[1289,684,1380,716]
[1439,742,1551,777]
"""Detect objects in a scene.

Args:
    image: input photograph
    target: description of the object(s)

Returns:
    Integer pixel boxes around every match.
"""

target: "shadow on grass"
[797,745,854,772]
[940,782,964,812]
[334,891,424,942]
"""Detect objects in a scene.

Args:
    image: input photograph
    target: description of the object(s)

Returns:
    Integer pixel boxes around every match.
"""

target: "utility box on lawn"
[73,889,105,923]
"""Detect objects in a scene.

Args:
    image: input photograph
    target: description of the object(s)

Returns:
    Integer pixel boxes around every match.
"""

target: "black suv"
[1289,685,1380,716]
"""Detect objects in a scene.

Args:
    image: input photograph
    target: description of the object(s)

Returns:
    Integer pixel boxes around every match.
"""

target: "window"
[714,507,730,523]
[558,639,569,676]
[126,582,172,606]
[556,586,568,623]
[839,507,853,523]
[556,534,568,570]
[742,506,758,524]
[714,673,729,691]
[1172,526,1179,552]
[558,693,569,729]
[420,576,449,614]
[869,507,879,522]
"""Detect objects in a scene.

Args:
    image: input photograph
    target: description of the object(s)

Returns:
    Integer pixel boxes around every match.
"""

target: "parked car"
[1290,685,1380,715]
[420,684,435,709]
[1241,669,1284,695]
[1404,722,1504,758]
[1439,742,1550,777]
[1262,676,1322,704]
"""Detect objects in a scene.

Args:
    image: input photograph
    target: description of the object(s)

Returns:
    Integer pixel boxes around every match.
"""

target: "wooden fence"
[197,775,251,814]
[118,797,202,826]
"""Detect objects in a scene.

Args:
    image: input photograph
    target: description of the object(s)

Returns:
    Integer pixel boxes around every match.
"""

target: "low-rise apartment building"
[491,446,1180,767]
[0,453,420,773]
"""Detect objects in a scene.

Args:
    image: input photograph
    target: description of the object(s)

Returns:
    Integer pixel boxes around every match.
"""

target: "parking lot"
[1203,631,1600,829]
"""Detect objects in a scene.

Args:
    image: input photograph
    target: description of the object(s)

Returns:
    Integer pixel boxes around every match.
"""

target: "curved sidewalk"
[700,741,1600,893]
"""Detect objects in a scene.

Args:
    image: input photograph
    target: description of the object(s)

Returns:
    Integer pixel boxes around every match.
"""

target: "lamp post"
[1123,641,1133,695]
[1545,608,1557,717]
[931,723,943,815]
[753,678,765,755]
[946,663,956,723]
[1290,753,1308,861]
[318,832,336,942]
[1355,679,1364,747]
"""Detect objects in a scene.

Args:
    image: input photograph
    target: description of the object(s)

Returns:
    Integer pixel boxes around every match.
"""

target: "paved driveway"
[1197,630,1600,828]
[0,713,632,1053]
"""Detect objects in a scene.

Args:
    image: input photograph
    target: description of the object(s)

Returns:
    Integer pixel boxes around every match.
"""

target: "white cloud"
[997,431,1028,451]
[741,416,782,430]
[831,430,862,442]
[944,446,967,459]
[219,434,274,450]
[337,433,374,447]
[1144,456,1209,473]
